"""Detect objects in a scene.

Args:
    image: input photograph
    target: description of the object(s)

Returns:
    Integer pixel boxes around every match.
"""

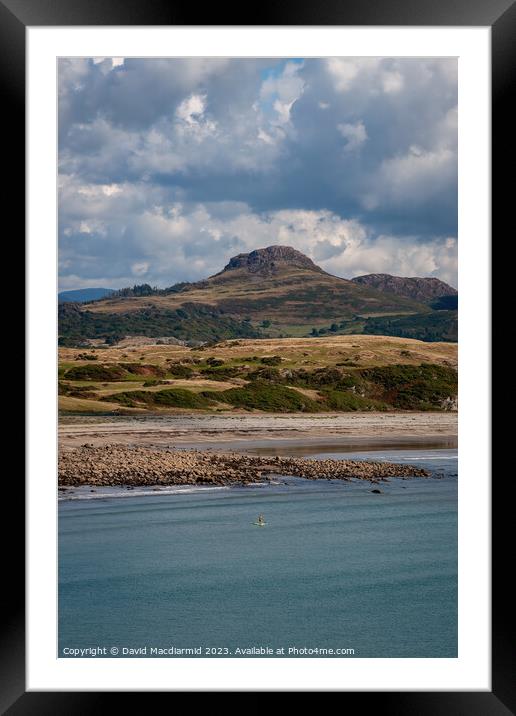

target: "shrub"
[321,390,389,412]
[247,367,283,382]
[102,388,214,409]
[260,355,282,366]
[360,363,457,409]
[58,381,97,399]
[205,381,323,413]
[64,364,127,381]
[122,363,167,378]
[202,365,241,379]
[166,364,194,378]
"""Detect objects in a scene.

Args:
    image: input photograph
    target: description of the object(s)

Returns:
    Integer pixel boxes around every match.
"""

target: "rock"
[58,445,429,488]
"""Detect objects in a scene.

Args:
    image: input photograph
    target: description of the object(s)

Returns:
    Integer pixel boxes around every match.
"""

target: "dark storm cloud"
[58,57,457,290]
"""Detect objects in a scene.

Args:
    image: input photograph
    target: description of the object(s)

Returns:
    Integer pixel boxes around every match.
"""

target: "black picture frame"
[5,0,509,709]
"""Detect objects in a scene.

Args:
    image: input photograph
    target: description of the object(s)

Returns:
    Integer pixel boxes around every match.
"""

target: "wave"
[59,485,230,501]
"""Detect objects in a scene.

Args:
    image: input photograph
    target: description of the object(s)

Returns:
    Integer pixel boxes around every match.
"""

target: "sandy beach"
[59,411,457,452]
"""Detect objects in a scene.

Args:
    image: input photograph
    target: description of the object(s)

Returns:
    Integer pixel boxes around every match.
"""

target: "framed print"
[4,0,510,708]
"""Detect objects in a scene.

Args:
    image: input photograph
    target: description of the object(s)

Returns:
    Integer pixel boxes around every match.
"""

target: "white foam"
[59,484,230,501]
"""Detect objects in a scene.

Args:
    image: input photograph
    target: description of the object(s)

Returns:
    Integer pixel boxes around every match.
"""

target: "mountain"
[58,287,115,303]
[219,245,323,275]
[101,246,427,320]
[351,273,457,303]
[58,246,456,346]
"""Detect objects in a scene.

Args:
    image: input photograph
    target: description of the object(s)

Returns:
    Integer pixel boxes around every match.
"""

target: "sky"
[58,57,458,291]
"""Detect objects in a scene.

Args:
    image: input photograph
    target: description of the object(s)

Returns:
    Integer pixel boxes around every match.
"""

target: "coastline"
[58,412,454,492]
[58,444,430,488]
[58,411,457,452]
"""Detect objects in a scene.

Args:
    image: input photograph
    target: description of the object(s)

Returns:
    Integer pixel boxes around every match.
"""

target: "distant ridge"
[58,287,115,303]
[351,273,457,303]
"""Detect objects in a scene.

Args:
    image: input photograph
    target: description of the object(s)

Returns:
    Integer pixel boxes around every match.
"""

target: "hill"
[351,273,457,303]
[58,287,115,303]
[99,247,427,323]
[58,334,457,415]
[362,310,458,343]
[60,246,438,346]
[58,301,260,347]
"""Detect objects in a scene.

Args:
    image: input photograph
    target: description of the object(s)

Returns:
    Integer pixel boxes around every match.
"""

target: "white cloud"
[337,121,368,152]
[329,234,457,286]
[257,128,275,145]
[78,183,122,197]
[175,93,218,140]
[381,70,403,94]
[364,145,456,208]
[273,98,296,125]
[77,219,107,236]
[176,94,207,125]
[260,61,305,126]
[91,57,125,75]
[79,221,92,234]
[326,58,380,92]
[60,195,457,289]
[131,261,149,276]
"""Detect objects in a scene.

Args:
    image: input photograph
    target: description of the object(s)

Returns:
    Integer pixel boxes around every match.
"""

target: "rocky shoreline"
[58,444,430,487]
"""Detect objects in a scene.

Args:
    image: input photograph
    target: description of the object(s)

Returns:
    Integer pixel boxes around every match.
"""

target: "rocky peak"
[223,245,322,274]
[351,273,457,302]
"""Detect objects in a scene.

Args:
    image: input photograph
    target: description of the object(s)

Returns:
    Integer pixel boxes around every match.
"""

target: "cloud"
[131,261,149,276]
[327,234,458,286]
[362,144,456,212]
[176,94,207,125]
[381,70,403,94]
[260,61,305,126]
[325,58,381,92]
[59,182,457,289]
[58,57,458,290]
[337,121,368,152]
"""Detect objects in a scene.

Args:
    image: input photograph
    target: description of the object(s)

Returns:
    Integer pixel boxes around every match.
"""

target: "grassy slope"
[58,335,457,415]
[81,267,428,326]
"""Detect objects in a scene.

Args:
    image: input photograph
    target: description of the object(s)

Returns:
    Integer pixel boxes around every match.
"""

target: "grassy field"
[58,335,457,415]
[59,334,457,368]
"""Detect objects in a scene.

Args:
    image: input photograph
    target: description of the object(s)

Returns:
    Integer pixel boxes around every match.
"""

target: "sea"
[58,447,457,658]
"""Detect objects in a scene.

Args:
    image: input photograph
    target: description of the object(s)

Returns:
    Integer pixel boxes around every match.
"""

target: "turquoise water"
[58,448,457,658]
